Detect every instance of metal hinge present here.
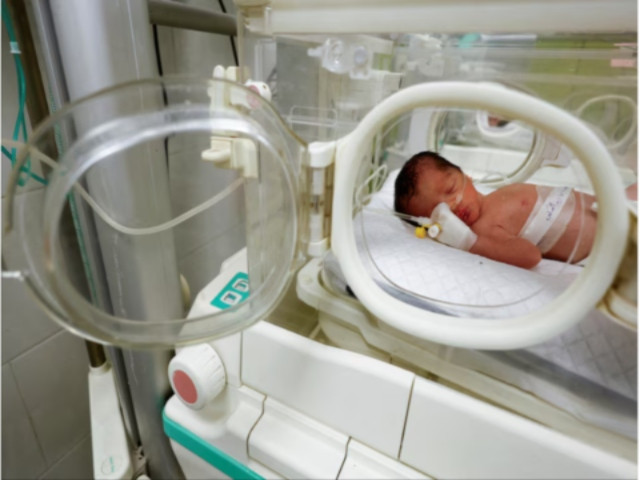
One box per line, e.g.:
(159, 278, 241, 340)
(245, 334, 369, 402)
(302, 141, 336, 257)
(598, 208, 637, 331)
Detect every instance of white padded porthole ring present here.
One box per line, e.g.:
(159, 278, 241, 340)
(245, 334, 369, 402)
(332, 81, 629, 350)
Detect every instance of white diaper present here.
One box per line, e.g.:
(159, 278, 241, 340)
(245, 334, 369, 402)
(519, 186, 576, 253)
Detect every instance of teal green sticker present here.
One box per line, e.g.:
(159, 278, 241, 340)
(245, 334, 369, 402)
(211, 272, 250, 310)
(163, 410, 263, 480)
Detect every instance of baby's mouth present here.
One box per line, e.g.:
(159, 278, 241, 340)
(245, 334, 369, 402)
(455, 207, 471, 224)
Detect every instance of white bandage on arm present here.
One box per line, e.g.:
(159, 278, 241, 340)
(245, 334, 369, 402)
(430, 203, 478, 251)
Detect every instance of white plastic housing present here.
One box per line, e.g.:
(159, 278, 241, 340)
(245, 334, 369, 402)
(89, 365, 133, 480)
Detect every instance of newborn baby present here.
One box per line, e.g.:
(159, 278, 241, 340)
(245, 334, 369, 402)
(394, 151, 597, 269)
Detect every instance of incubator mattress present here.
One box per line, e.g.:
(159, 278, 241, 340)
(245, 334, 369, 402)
(357, 206, 579, 318)
(324, 168, 637, 438)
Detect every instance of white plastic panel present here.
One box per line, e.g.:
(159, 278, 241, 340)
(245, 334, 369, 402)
(170, 441, 284, 480)
(89, 366, 133, 480)
(339, 440, 431, 480)
(245, 461, 284, 479)
(208, 334, 242, 388)
(301, 257, 637, 459)
(185, 249, 248, 388)
(242, 321, 415, 458)
(249, 397, 348, 479)
(239, 0, 637, 34)
(170, 441, 231, 480)
(165, 385, 264, 467)
(400, 377, 637, 479)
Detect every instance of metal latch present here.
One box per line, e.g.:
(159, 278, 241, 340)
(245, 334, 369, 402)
(598, 208, 637, 330)
(303, 141, 336, 257)
(201, 65, 272, 177)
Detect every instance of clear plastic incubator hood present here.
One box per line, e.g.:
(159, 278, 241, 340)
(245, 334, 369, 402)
(3, 2, 637, 351)
(4, 78, 306, 347)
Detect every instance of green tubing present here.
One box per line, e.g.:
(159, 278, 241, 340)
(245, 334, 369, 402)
(2, 0, 41, 186)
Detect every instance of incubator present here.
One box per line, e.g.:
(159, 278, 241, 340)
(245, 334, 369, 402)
(3, 0, 637, 478)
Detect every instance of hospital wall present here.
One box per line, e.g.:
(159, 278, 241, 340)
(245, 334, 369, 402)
(155, 0, 243, 296)
(2, 16, 94, 479)
(1, 1, 236, 478)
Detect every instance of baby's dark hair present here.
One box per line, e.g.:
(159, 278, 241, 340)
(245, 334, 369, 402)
(394, 150, 461, 216)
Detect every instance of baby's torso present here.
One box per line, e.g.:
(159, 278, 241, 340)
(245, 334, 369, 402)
(473, 183, 539, 235)
(472, 184, 595, 262)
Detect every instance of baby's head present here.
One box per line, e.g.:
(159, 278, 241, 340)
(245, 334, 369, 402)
(394, 151, 480, 225)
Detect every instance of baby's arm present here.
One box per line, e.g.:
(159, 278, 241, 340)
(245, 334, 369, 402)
(469, 225, 542, 269)
(428, 202, 540, 267)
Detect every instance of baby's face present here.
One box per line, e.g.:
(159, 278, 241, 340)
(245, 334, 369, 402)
(406, 165, 481, 225)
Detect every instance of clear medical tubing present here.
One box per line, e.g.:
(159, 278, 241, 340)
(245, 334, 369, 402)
(574, 94, 637, 152)
(333, 81, 629, 350)
(4, 77, 305, 348)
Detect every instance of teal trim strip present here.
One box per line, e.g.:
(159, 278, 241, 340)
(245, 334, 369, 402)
(163, 410, 263, 480)
(210, 272, 250, 310)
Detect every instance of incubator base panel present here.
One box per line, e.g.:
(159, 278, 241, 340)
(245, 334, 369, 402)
(300, 257, 637, 459)
(164, 256, 636, 479)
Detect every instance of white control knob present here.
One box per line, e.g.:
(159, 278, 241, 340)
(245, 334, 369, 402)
(168, 344, 226, 410)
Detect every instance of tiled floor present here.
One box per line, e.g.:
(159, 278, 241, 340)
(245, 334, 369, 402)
(2, 214, 92, 479)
